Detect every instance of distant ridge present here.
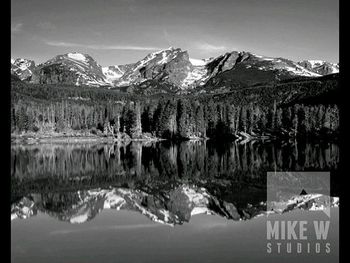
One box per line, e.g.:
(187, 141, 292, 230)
(11, 48, 339, 94)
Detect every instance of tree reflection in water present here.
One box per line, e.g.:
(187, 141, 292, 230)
(11, 140, 339, 224)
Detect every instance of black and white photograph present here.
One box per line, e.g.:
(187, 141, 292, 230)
(10, 0, 341, 262)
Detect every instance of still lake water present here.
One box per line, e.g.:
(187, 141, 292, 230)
(11, 140, 340, 263)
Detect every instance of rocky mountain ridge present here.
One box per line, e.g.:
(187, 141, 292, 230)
(11, 58, 36, 81)
(298, 60, 339, 75)
(11, 185, 339, 225)
(11, 48, 339, 94)
(30, 52, 110, 87)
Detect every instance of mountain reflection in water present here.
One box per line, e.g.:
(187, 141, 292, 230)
(11, 140, 339, 225)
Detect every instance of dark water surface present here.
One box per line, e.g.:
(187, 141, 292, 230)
(11, 140, 339, 263)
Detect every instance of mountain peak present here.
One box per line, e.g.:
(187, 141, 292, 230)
(11, 58, 36, 81)
(48, 52, 96, 65)
(298, 60, 339, 75)
(164, 46, 181, 51)
(113, 46, 192, 88)
(31, 52, 110, 87)
(151, 46, 183, 56)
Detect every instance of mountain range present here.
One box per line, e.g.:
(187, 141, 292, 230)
(11, 47, 339, 94)
(11, 185, 339, 225)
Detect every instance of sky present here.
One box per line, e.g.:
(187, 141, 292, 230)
(11, 0, 339, 66)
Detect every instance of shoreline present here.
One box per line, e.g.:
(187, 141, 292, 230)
(11, 133, 165, 144)
(10, 133, 209, 145)
(11, 131, 337, 145)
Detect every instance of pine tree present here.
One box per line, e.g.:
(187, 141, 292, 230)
(177, 99, 189, 138)
(240, 106, 248, 133)
(124, 103, 138, 137)
(195, 103, 205, 137)
(292, 105, 299, 137)
(158, 100, 177, 138)
(227, 104, 236, 135)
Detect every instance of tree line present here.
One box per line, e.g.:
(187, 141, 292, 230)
(11, 96, 339, 140)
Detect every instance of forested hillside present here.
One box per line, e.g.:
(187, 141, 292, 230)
(11, 73, 340, 141)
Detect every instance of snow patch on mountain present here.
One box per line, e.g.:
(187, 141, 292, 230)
(189, 58, 207, 66)
(298, 60, 339, 75)
(191, 207, 212, 216)
(67, 52, 88, 63)
(182, 65, 208, 88)
(250, 53, 275, 61)
(329, 65, 339, 74)
(308, 60, 326, 67)
(103, 190, 126, 209)
(268, 193, 339, 214)
(250, 54, 322, 77)
(281, 64, 321, 77)
(70, 213, 89, 224)
(135, 47, 178, 69)
(179, 57, 215, 88)
(158, 51, 170, 64)
(102, 66, 124, 82)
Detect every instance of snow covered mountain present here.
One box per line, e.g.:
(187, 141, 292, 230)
(11, 185, 216, 225)
(11, 185, 339, 225)
(12, 48, 339, 93)
(181, 57, 213, 88)
(208, 51, 321, 79)
(196, 51, 324, 93)
(103, 49, 335, 93)
(298, 60, 339, 75)
(102, 63, 135, 83)
(31, 52, 111, 87)
(11, 58, 36, 81)
(113, 47, 194, 88)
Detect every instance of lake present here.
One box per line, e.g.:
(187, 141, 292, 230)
(11, 140, 340, 262)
